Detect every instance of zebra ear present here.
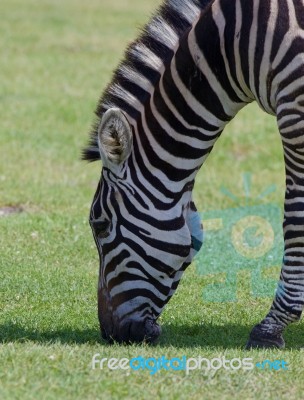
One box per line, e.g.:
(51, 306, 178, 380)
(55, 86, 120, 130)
(97, 108, 133, 165)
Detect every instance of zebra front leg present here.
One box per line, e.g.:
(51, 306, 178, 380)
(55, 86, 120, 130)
(247, 117, 304, 349)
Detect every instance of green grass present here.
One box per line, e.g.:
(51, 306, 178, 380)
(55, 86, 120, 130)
(1, 0, 304, 399)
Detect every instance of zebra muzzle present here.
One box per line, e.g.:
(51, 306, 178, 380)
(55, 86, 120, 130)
(102, 318, 161, 344)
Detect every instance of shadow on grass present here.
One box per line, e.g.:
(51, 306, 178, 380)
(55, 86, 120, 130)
(0, 321, 303, 349)
(0, 322, 101, 345)
(160, 322, 304, 350)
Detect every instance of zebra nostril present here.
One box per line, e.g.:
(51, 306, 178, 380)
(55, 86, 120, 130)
(143, 318, 161, 343)
(128, 319, 160, 343)
(112, 319, 161, 344)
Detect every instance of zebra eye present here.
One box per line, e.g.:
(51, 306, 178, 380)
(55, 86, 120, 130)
(91, 219, 110, 239)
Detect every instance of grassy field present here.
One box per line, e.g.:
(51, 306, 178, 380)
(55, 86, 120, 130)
(1, 0, 304, 399)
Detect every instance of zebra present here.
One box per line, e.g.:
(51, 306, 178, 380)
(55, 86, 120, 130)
(83, 0, 304, 348)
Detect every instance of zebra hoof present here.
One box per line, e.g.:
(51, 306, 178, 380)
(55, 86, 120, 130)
(245, 324, 285, 349)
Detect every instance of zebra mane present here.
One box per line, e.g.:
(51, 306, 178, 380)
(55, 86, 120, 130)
(82, 0, 214, 162)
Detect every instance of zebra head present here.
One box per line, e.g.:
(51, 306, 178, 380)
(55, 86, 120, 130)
(89, 108, 203, 344)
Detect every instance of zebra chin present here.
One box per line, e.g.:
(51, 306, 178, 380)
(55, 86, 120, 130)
(100, 318, 161, 344)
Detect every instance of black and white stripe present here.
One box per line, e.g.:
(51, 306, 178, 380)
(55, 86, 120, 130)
(84, 0, 304, 346)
